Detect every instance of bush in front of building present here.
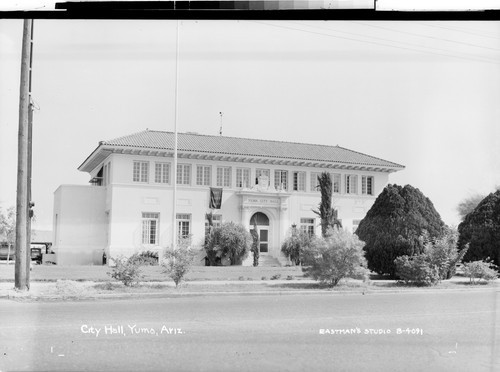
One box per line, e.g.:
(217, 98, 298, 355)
(458, 189, 500, 267)
(281, 225, 311, 265)
(107, 256, 144, 287)
(393, 229, 468, 286)
(356, 184, 445, 277)
(462, 259, 498, 284)
(128, 250, 159, 266)
(205, 222, 252, 265)
(162, 250, 196, 288)
(302, 227, 369, 287)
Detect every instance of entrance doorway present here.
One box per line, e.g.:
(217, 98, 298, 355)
(250, 212, 270, 253)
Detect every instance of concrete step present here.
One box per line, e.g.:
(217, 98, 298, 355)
(257, 255, 282, 267)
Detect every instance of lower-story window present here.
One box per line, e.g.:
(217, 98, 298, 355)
(142, 212, 159, 245)
(205, 214, 222, 236)
(177, 213, 191, 242)
(300, 218, 315, 237)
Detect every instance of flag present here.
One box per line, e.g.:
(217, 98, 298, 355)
(209, 188, 223, 209)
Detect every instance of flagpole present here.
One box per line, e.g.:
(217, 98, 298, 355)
(172, 20, 179, 252)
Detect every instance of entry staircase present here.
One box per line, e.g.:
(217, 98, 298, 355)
(258, 255, 282, 267)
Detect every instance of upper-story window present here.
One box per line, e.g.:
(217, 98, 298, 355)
(256, 169, 270, 186)
(362, 176, 374, 195)
(345, 174, 358, 194)
(216, 166, 231, 187)
(293, 171, 306, 191)
(236, 168, 251, 188)
(332, 173, 341, 193)
(155, 162, 170, 184)
(310, 172, 321, 192)
(177, 164, 191, 185)
(196, 165, 211, 186)
(274, 170, 288, 191)
(133, 161, 149, 183)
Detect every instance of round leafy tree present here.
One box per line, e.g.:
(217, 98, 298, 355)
(458, 190, 500, 267)
(355, 184, 445, 277)
(205, 221, 252, 265)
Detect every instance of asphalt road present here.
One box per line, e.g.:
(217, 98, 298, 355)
(1, 290, 499, 372)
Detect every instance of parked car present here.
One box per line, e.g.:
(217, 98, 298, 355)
(0, 243, 15, 260)
(30, 246, 43, 264)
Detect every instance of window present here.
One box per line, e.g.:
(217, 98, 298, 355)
(332, 173, 341, 193)
(155, 162, 170, 184)
(274, 170, 288, 190)
(216, 166, 231, 187)
(176, 164, 191, 185)
(176, 213, 191, 242)
(196, 165, 211, 186)
(352, 219, 361, 233)
(236, 168, 251, 188)
(205, 214, 222, 236)
(293, 172, 306, 191)
(345, 174, 358, 194)
(256, 169, 270, 186)
(133, 161, 149, 183)
(142, 212, 159, 245)
(362, 176, 374, 195)
(310, 172, 321, 192)
(300, 218, 315, 237)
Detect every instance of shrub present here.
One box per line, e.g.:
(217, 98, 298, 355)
(394, 229, 468, 286)
(204, 222, 252, 265)
(286, 275, 293, 280)
(107, 256, 143, 287)
(458, 190, 500, 267)
(270, 274, 281, 280)
(162, 237, 195, 288)
(462, 260, 498, 284)
(128, 250, 159, 266)
(281, 225, 311, 265)
(394, 255, 440, 286)
(356, 184, 445, 277)
(302, 228, 369, 287)
(162, 249, 195, 288)
(422, 228, 468, 280)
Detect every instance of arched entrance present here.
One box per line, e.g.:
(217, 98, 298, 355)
(250, 212, 270, 253)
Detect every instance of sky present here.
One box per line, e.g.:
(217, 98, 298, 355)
(1, 17, 499, 231)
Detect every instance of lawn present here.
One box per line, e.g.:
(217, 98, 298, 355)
(0, 263, 306, 282)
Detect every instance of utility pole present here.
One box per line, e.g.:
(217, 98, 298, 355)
(15, 19, 33, 291)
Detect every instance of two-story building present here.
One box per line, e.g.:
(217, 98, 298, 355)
(52, 130, 404, 265)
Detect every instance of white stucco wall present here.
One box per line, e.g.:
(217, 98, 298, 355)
(53, 185, 107, 265)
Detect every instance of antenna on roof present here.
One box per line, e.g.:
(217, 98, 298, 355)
(219, 112, 223, 136)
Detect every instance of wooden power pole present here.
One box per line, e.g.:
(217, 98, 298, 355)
(15, 19, 34, 291)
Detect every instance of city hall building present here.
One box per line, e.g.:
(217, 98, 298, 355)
(52, 130, 404, 265)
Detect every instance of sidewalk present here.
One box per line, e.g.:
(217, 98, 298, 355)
(1, 277, 497, 301)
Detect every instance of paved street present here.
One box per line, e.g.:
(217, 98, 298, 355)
(1, 290, 499, 372)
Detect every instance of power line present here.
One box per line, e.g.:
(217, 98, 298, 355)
(289, 21, 500, 63)
(351, 21, 500, 53)
(417, 22, 500, 41)
(254, 21, 500, 65)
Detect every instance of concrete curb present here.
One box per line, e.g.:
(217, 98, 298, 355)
(1, 281, 498, 301)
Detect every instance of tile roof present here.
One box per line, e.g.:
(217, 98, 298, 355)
(97, 130, 404, 169)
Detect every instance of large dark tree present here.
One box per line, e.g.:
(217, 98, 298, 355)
(355, 184, 445, 277)
(458, 190, 500, 267)
(313, 172, 342, 237)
